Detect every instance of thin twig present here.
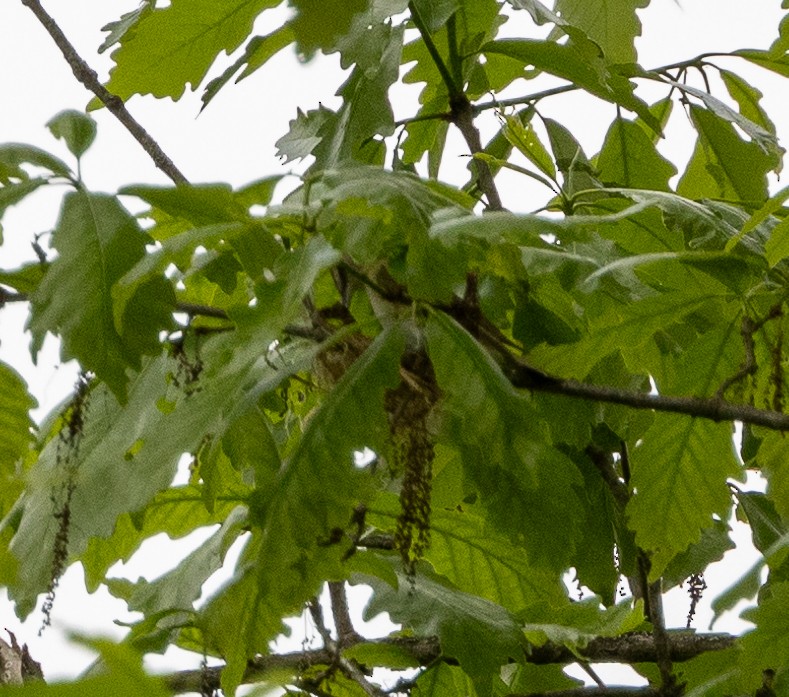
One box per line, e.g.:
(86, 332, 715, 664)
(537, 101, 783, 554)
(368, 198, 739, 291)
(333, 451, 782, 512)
(174, 302, 229, 320)
(408, 2, 459, 98)
(499, 349, 789, 431)
(21, 0, 188, 185)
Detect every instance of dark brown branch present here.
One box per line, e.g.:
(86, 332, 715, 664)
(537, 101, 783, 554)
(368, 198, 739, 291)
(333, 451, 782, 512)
(451, 94, 504, 210)
(501, 354, 789, 430)
(20, 0, 188, 185)
(0, 287, 27, 306)
(174, 302, 228, 320)
(162, 632, 736, 695)
(512, 689, 660, 697)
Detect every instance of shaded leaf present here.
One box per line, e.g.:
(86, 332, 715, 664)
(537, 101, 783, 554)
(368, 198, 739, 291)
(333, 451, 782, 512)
(201, 326, 405, 696)
(28, 191, 174, 401)
(361, 558, 525, 697)
(678, 106, 775, 203)
(367, 493, 568, 613)
(626, 414, 741, 575)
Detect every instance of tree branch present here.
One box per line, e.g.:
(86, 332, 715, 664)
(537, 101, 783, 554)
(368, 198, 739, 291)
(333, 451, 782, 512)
(328, 581, 361, 646)
(513, 689, 660, 697)
(20, 0, 189, 185)
(161, 632, 737, 695)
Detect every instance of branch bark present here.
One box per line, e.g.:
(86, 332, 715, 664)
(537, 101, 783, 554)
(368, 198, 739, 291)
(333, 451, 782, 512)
(20, 0, 188, 185)
(161, 632, 736, 695)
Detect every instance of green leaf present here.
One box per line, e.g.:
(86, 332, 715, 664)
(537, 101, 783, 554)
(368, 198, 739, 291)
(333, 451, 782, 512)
(549, 0, 649, 64)
(739, 582, 789, 683)
(275, 106, 333, 163)
(28, 191, 174, 401)
(661, 519, 734, 590)
(521, 596, 645, 650)
(290, 0, 369, 55)
(754, 430, 789, 524)
(101, 0, 281, 101)
(678, 106, 775, 203)
(414, 663, 478, 697)
(425, 312, 584, 571)
(0, 178, 48, 222)
(736, 48, 789, 78)
(112, 222, 246, 329)
(765, 217, 789, 267)
(367, 493, 568, 613)
(120, 183, 252, 226)
(201, 326, 406, 696)
(500, 112, 556, 179)
(46, 110, 98, 159)
(502, 662, 582, 694)
(411, 0, 459, 33)
(109, 506, 247, 615)
(720, 69, 777, 138)
(98, 1, 154, 53)
(361, 559, 525, 697)
(0, 362, 36, 516)
(726, 184, 789, 255)
(710, 559, 763, 628)
(483, 41, 658, 132)
(672, 646, 742, 697)
(81, 485, 247, 591)
(595, 115, 676, 190)
(201, 26, 296, 110)
(668, 81, 781, 162)
(0, 143, 72, 180)
(0, 263, 47, 295)
(625, 415, 741, 575)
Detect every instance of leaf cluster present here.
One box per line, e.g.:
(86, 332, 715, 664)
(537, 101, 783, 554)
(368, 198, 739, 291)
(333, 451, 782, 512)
(3, 2, 789, 697)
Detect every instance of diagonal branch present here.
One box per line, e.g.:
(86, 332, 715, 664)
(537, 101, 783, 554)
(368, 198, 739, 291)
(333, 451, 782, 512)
(20, 0, 188, 185)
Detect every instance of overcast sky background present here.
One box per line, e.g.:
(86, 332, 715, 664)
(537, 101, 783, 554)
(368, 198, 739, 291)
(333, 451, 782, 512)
(1, 0, 788, 690)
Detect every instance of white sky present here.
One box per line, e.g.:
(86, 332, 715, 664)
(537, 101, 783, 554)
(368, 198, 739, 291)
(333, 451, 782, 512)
(0, 0, 786, 689)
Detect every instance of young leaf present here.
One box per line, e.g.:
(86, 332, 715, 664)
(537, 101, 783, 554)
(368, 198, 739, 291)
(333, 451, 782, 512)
(0, 143, 72, 180)
(46, 110, 98, 160)
(102, 0, 282, 101)
(501, 112, 556, 180)
(201, 26, 296, 110)
(108, 506, 247, 615)
(289, 0, 369, 55)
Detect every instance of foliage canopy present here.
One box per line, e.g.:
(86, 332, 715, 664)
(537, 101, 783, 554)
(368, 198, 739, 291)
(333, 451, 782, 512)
(3, 1, 789, 695)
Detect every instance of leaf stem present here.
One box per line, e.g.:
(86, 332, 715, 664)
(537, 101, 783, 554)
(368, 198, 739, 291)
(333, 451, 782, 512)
(20, 0, 188, 185)
(408, 2, 460, 98)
